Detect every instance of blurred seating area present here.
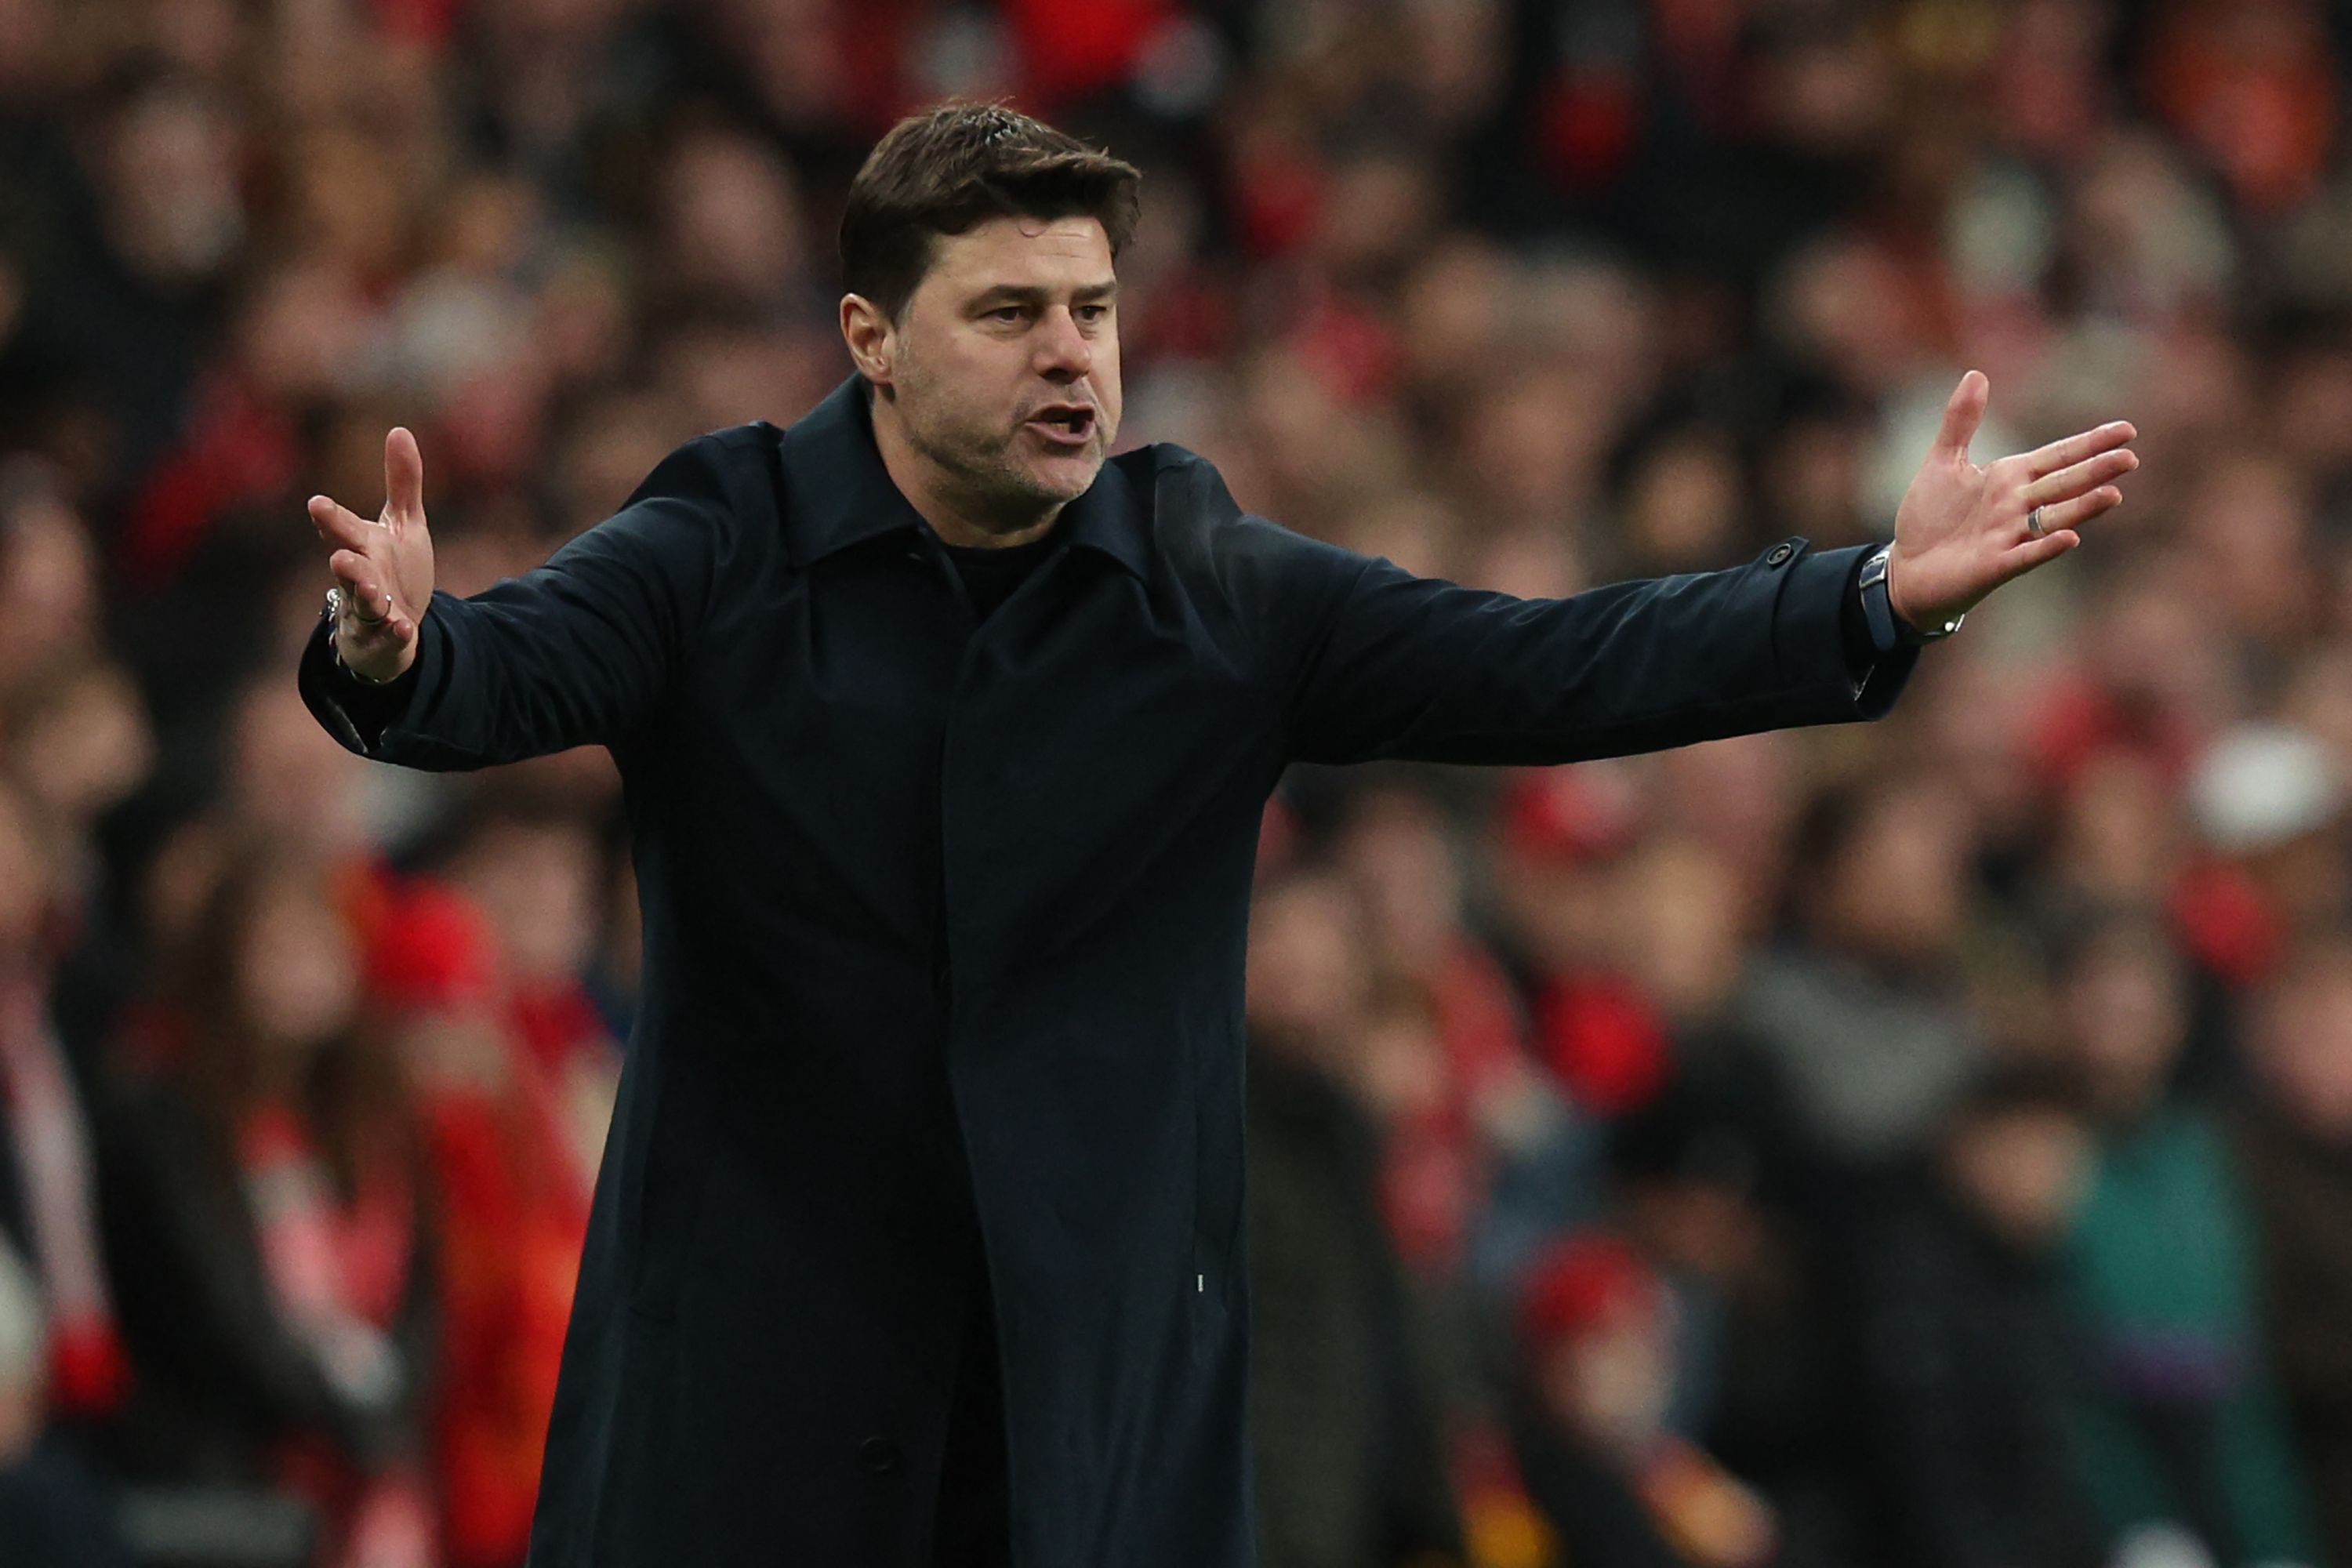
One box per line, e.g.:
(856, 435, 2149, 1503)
(3, 1, 2352, 1566)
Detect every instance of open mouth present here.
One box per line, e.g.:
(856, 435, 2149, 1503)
(1024, 404, 1097, 448)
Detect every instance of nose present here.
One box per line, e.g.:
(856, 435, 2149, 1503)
(1033, 305, 1092, 383)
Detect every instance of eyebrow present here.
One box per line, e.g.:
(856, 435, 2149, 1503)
(970, 281, 1120, 309)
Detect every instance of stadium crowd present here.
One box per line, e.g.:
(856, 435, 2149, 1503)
(2, 0, 2351, 1565)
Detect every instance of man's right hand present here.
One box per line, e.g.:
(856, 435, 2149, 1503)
(309, 427, 437, 683)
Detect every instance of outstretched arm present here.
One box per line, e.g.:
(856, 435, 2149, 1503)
(1267, 372, 2135, 768)
(299, 430, 739, 769)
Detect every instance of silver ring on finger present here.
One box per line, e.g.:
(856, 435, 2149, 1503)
(2027, 505, 2046, 539)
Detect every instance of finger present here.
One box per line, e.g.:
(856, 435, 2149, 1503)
(1934, 370, 1989, 459)
(384, 426, 425, 527)
(329, 552, 412, 639)
(309, 494, 380, 554)
(2031, 485, 2125, 536)
(2002, 526, 2082, 577)
(2024, 419, 2136, 480)
(328, 551, 396, 623)
(2026, 448, 2139, 507)
(327, 561, 419, 648)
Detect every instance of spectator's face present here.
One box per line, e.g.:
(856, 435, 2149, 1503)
(1619, 837, 1747, 1022)
(2054, 753, 2185, 905)
(661, 129, 805, 307)
(228, 681, 369, 852)
(12, 663, 153, 828)
(454, 820, 601, 982)
(1540, 1307, 1673, 1457)
(1624, 430, 1743, 571)
(0, 485, 96, 693)
(1336, 789, 1461, 975)
(1944, 1108, 2091, 1249)
(2065, 928, 2190, 1116)
(868, 215, 1122, 519)
(2253, 955, 2352, 1141)
(99, 79, 244, 285)
(1817, 785, 1975, 968)
(1245, 875, 1369, 1062)
(235, 875, 357, 1053)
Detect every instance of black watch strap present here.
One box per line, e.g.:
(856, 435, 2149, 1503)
(1858, 544, 1962, 651)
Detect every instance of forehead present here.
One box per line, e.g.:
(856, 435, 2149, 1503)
(920, 214, 1114, 296)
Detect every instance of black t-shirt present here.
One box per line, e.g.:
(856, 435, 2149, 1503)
(941, 530, 1059, 622)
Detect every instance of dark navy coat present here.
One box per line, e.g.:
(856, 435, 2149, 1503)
(299, 376, 1915, 1567)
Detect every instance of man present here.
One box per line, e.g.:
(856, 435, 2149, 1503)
(299, 104, 2136, 1568)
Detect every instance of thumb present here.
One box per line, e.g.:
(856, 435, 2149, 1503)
(385, 426, 426, 525)
(1934, 370, 1989, 459)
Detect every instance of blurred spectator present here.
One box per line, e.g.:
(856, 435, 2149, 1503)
(2059, 914, 2319, 1566)
(1736, 775, 1986, 1170)
(1847, 1064, 2107, 1568)
(100, 848, 437, 1568)
(1605, 1083, 1855, 1568)
(2234, 935, 2352, 1568)
(0, 1239, 131, 1568)
(1508, 1232, 1775, 1568)
(1244, 869, 1464, 1568)
(0, 774, 130, 1435)
(1492, 762, 1672, 1120)
(2176, 725, 2348, 993)
(362, 877, 586, 1568)
(1331, 782, 1554, 1279)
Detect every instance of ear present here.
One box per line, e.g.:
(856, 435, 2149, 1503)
(840, 294, 895, 390)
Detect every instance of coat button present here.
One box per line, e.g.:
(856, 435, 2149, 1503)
(858, 1435, 902, 1475)
(1765, 542, 1795, 567)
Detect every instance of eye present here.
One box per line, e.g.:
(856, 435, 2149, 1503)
(988, 306, 1027, 324)
(1077, 304, 1110, 324)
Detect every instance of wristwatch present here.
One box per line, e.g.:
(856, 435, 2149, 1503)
(1857, 543, 1962, 652)
(321, 586, 401, 686)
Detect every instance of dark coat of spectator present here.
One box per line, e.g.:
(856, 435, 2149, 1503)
(1846, 1076, 2108, 1568)
(1247, 1035, 1462, 1568)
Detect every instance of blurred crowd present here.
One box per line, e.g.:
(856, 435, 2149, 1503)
(2, 0, 2352, 1566)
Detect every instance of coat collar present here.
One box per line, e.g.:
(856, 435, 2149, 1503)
(782, 376, 1149, 580)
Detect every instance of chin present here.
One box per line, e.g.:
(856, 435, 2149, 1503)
(1025, 451, 1105, 502)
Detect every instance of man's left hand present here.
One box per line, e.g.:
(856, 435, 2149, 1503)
(1887, 370, 2137, 630)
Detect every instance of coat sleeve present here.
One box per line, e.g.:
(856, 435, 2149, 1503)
(1233, 506, 1918, 768)
(299, 434, 739, 770)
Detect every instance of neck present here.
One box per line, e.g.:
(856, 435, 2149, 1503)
(869, 390, 1062, 550)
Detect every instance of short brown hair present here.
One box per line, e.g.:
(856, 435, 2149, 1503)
(840, 103, 1142, 321)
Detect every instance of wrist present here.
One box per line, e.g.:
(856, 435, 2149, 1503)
(1859, 544, 1963, 651)
(332, 635, 411, 687)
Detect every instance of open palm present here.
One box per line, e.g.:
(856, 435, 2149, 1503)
(1889, 371, 2138, 630)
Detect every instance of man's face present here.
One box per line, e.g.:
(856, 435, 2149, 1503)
(876, 214, 1122, 523)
